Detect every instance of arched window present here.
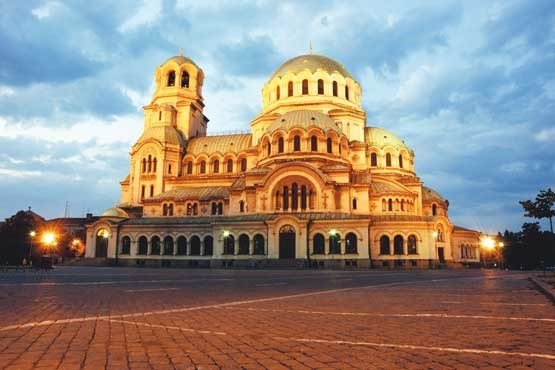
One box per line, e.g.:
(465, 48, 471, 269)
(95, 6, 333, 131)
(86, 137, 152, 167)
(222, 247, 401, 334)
(153, 157, 157, 172)
(217, 202, 223, 215)
(238, 234, 249, 255)
(213, 160, 219, 174)
(181, 71, 189, 88)
(199, 160, 206, 174)
(163, 236, 174, 255)
(121, 236, 131, 255)
(239, 200, 245, 213)
(186, 203, 193, 216)
(345, 86, 349, 100)
(138, 236, 148, 255)
(291, 183, 298, 210)
(192, 203, 198, 215)
(388, 199, 393, 211)
(394, 235, 404, 255)
(177, 236, 187, 255)
(148, 155, 152, 172)
(150, 185, 154, 197)
(313, 233, 325, 254)
(301, 185, 307, 210)
(203, 236, 213, 256)
(190, 236, 200, 255)
(227, 159, 233, 173)
(386, 153, 392, 167)
(283, 186, 289, 210)
(401, 199, 405, 211)
(302, 79, 309, 95)
(278, 137, 284, 153)
(399, 154, 403, 168)
(380, 235, 390, 255)
(432, 204, 437, 216)
(151, 236, 161, 255)
(293, 135, 301, 151)
(326, 137, 333, 153)
(332, 81, 338, 96)
(186, 161, 193, 174)
(240, 158, 247, 172)
(317, 79, 324, 94)
(288, 81, 293, 97)
(211, 202, 217, 215)
(276, 85, 280, 100)
(223, 234, 235, 255)
(159, 111, 162, 121)
(346, 233, 357, 254)
(329, 233, 341, 254)
(142, 158, 146, 173)
(167, 71, 175, 86)
(310, 135, 318, 151)
(352, 198, 357, 210)
(408, 235, 417, 254)
(267, 143, 272, 156)
(253, 234, 265, 255)
(163, 204, 168, 216)
(371, 153, 377, 167)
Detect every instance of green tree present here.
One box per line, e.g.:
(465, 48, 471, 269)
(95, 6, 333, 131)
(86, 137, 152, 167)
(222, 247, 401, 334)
(520, 188, 555, 235)
(0, 211, 38, 264)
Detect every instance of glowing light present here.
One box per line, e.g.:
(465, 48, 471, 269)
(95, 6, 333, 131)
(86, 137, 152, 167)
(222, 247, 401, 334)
(223, 230, 230, 237)
(99, 230, 110, 239)
(432, 231, 438, 240)
(498, 242, 504, 248)
(329, 229, 338, 236)
(72, 239, 80, 246)
(42, 232, 57, 245)
(480, 236, 495, 250)
(29, 230, 36, 237)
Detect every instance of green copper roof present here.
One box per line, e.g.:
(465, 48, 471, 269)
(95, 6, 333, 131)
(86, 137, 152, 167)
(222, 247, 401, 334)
(271, 54, 354, 80)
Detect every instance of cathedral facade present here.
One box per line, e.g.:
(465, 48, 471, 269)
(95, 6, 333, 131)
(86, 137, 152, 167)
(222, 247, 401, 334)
(84, 53, 481, 268)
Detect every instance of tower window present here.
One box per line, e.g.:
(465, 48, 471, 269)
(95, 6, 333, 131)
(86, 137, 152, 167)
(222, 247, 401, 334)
(150, 185, 154, 197)
(326, 137, 332, 154)
(267, 143, 271, 156)
(371, 153, 377, 166)
(167, 71, 175, 86)
(159, 111, 162, 121)
(147, 155, 152, 172)
(168, 164, 172, 174)
(310, 135, 318, 151)
(399, 154, 403, 168)
(213, 160, 219, 174)
(240, 158, 247, 172)
(288, 81, 293, 97)
(153, 157, 157, 172)
(317, 79, 324, 94)
(141, 185, 145, 200)
(227, 159, 233, 173)
(278, 137, 284, 153)
(388, 198, 393, 211)
(345, 86, 349, 100)
(186, 161, 192, 174)
(302, 79, 309, 95)
(432, 204, 437, 216)
(239, 200, 245, 213)
(142, 158, 146, 173)
(352, 198, 358, 210)
(200, 160, 206, 174)
(276, 85, 280, 100)
(181, 71, 189, 88)
(293, 135, 301, 151)
(386, 153, 392, 167)
(332, 81, 338, 96)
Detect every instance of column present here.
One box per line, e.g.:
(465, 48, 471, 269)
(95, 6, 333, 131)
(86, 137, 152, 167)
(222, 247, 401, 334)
(147, 241, 152, 255)
(200, 241, 205, 256)
(186, 240, 191, 256)
(249, 240, 254, 256)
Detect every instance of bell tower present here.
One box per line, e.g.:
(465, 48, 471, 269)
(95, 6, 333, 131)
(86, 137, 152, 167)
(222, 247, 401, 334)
(145, 52, 209, 139)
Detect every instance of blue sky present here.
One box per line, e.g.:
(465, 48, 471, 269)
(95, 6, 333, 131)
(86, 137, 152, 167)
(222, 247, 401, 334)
(0, 0, 554, 233)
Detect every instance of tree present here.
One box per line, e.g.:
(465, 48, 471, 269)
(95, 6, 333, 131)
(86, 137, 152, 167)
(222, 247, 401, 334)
(0, 211, 38, 265)
(520, 188, 555, 234)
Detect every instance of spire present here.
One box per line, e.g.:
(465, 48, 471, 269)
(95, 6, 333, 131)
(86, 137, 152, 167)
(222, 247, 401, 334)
(309, 41, 313, 55)
(178, 47, 183, 57)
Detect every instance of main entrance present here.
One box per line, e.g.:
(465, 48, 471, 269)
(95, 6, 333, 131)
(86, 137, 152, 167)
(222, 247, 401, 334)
(438, 247, 445, 263)
(279, 225, 296, 259)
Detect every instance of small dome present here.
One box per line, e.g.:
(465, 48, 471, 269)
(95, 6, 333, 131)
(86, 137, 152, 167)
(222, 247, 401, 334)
(270, 54, 354, 80)
(267, 110, 343, 135)
(162, 55, 199, 69)
(101, 207, 129, 218)
(135, 126, 186, 148)
(364, 127, 410, 151)
(422, 186, 446, 203)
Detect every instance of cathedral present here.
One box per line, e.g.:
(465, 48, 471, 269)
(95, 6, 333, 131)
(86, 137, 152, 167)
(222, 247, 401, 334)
(84, 52, 481, 268)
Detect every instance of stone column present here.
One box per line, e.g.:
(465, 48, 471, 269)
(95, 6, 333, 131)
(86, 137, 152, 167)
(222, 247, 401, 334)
(186, 241, 190, 256)
(200, 241, 205, 256)
(147, 241, 152, 255)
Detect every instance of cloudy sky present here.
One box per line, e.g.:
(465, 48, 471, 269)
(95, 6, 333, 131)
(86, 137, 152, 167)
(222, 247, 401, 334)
(0, 0, 554, 232)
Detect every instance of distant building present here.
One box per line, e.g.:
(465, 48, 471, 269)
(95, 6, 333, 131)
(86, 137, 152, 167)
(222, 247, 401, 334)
(85, 52, 481, 268)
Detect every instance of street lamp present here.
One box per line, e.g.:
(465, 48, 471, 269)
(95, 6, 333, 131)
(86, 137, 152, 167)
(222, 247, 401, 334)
(223, 230, 230, 255)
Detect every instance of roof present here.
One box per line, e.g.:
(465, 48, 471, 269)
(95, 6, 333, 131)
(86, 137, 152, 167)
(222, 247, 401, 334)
(267, 110, 343, 135)
(454, 225, 480, 233)
(364, 127, 410, 150)
(101, 207, 129, 218)
(271, 54, 354, 80)
(148, 186, 229, 201)
(135, 126, 186, 148)
(371, 181, 411, 194)
(422, 186, 446, 203)
(186, 134, 252, 156)
(162, 55, 200, 69)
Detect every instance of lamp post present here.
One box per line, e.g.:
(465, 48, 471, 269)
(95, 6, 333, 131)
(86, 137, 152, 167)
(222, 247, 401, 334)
(432, 231, 438, 268)
(28, 230, 36, 262)
(223, 230, 230, 256)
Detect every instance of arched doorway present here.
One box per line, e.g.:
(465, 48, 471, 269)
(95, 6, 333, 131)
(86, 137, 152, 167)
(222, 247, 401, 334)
(279, 225, 296, 259)
(95, 229, 109, 258)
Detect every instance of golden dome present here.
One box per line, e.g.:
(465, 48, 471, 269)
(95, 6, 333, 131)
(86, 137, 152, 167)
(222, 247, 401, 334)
(101, 207, 129, 218)
(162, 55, 199, 69)
(270, 54, 354, 80)
(364, 127, 410, 151)
(267, 110, 343, 134)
